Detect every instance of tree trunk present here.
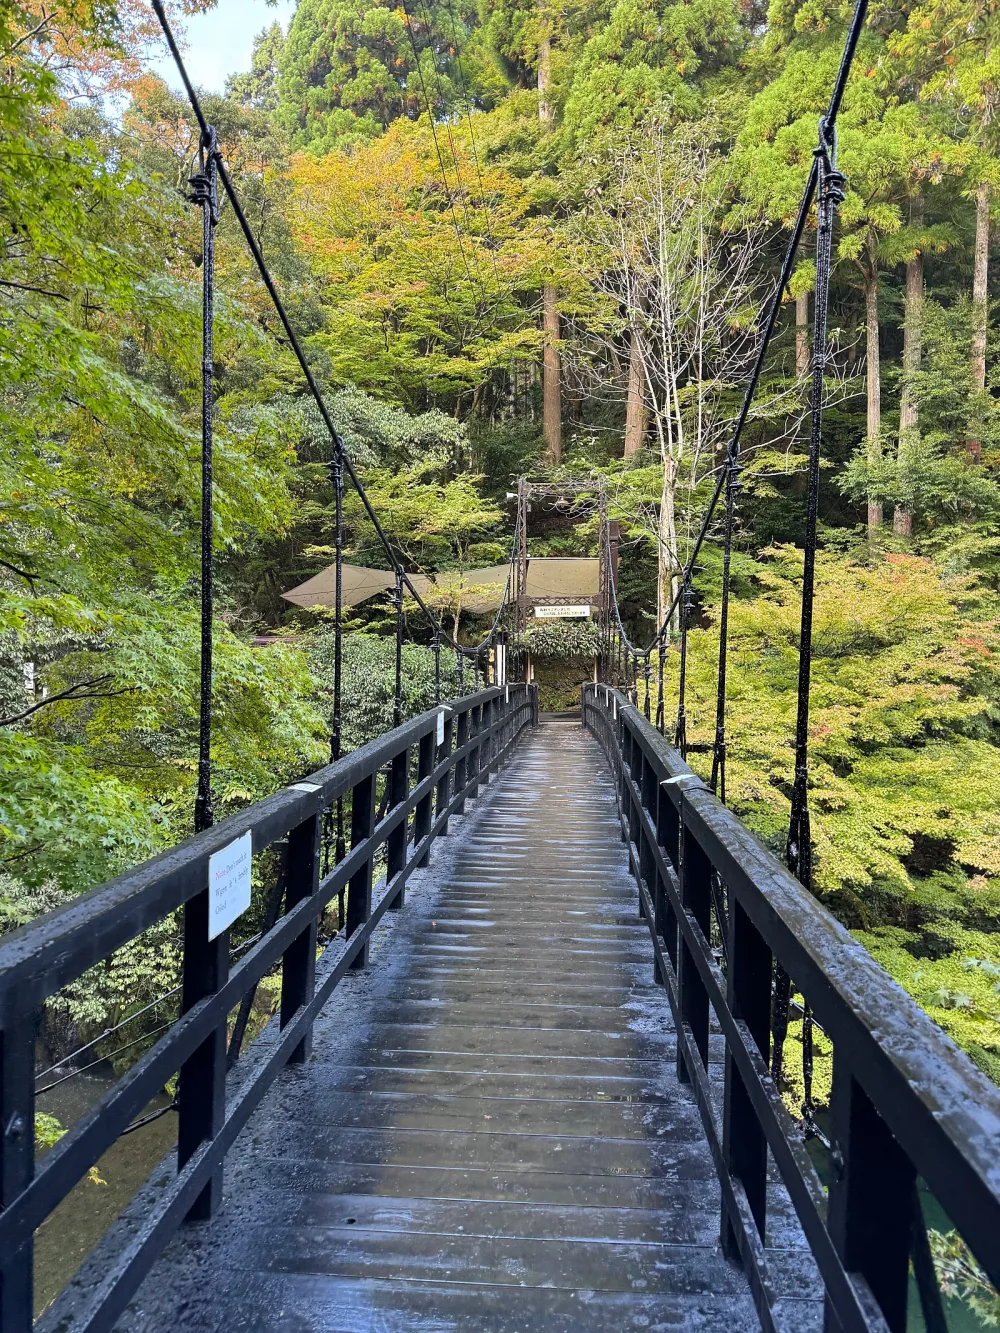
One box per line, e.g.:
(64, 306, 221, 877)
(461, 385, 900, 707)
(542, 285, 561, 464)
(865, 267, 883, 533)
(537, 30, 553, 127)
(656, 451, 679, 635)
(968, 180, 989, 462)
(895, 192, 923, 537)
(796, 291, 809, 376)
(624, 326, 647, 456)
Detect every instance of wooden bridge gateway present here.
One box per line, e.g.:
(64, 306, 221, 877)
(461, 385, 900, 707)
(2, 688, 999, 1333)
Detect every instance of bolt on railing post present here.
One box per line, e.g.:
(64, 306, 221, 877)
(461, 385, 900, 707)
(414, 729, 435, 869)
(178, 873, 229, 1220)
(386, 745, 410, 908)
(281, 811, 321, 1063)
(721, 898, 771, 1257)
(347, 773, 376, 969)
(0, 1012, 36, 1331)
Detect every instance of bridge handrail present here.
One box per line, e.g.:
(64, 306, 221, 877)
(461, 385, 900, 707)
(583, 683, 1000, 1333)
(0, 683, 537, 1333)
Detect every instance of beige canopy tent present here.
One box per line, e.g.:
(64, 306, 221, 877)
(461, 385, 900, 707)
(281, 563, 512, 613)
(281, 557, 600, 614)
(524, 558, 600, 601)
(281, 563, 396, 610)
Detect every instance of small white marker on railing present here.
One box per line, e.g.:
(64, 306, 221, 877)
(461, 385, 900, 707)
(436, 709, 446, 745)
(290, 781, 322, 794)
(208, 831, 252, 940)
(661, 774, 707, 792)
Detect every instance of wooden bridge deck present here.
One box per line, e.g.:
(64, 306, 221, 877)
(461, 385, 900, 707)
(125, 724, 768, 1332)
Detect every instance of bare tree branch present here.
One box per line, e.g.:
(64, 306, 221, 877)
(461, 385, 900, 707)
(1, 676, 134, 728)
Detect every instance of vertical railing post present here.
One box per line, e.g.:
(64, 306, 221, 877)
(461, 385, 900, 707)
(414, 729, 434, 869)
(178, 877, 229, 1220)
(825, 1060, 916, 1333)
(489, 693, 500, 775)
(650, 778, 674, 981)
(721, 897, 771, 1256)
(654, 786, 677, 975)
(676, 807, 711, 1082)
(436, 712, 453, 834)
(639, 750, 657, 918)
(617, 709, 629, 843)
(386, 746, 410, 908)
(281, 811, 321, 1064)
(468, 703, 481, 801)
(454, 706, 469, 815)
(625, 727, 641, 879)
(347, 773, 376, 969)
(0, 1013, 36, 1330)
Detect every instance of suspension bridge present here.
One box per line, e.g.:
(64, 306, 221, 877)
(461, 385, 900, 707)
(1, 0, 999, 1329)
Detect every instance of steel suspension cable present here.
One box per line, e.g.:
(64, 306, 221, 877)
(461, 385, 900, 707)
(772, 122, 847, 1094)
(189, 127, 220, 833)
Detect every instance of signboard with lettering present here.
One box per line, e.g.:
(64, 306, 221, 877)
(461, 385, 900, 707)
(533, 604, 591, 620)
(208, 831, 252, 940)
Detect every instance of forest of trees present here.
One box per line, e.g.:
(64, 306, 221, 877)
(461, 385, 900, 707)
(1, 0, 999, 1195)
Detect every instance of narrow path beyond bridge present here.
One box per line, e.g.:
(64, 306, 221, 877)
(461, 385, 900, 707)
(124, 725, 775, 1332)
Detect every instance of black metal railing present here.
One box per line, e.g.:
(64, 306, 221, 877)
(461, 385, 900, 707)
(583, 684, 1000, 1333)
(0, 683, 537, 1332)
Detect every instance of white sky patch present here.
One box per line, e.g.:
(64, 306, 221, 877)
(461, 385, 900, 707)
(149, 0, 296, 94)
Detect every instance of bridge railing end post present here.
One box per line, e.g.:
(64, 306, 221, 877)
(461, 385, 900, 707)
(178, 882, 229, 1221)
(0, 1011, 36, 1332)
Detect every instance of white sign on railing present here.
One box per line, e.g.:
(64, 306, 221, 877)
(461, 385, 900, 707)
(437, 709, 446, 746)
(208, 831, 252, 940)
(534, 604, 591, 619)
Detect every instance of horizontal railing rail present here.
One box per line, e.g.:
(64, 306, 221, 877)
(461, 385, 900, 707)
(0, 683, 537, 1332)
(583, 683, 1000, 1333)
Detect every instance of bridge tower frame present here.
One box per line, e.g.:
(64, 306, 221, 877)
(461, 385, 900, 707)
(513, 477, 614, 642)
